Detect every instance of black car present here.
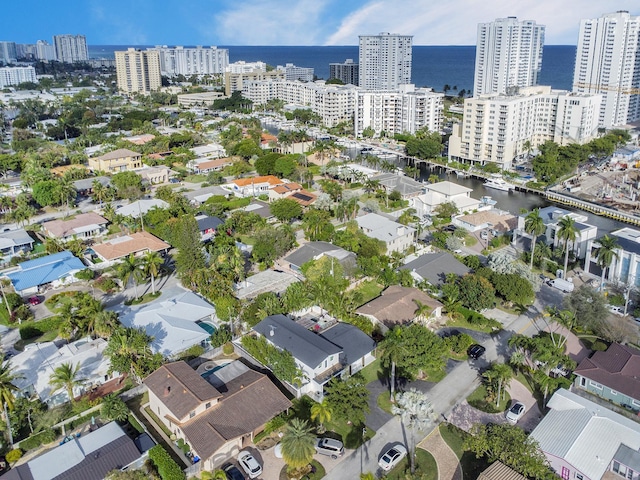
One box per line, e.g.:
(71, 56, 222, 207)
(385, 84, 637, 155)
(223, 463, 246, 480)
(467, 344, 486, 360)
(442, 225, 457, 233)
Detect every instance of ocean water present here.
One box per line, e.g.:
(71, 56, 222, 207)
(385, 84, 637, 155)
(89, 44, 576, 92)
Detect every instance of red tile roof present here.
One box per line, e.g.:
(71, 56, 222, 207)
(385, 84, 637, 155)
(233, 175, 283, 187)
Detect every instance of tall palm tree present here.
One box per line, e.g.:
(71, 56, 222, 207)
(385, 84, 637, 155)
(413, 299, 432, 325)
(380, 327, 407, 402)
(93, 310, 120, 339)
(594, 234, 619, 291)
(524, 209, 546, 268)
(482, 362, 513, 406)
(0, 361, 22, 411)
(49, 362, 84, 403)
(280, 418, 316, 471)
(392, 389, 433, 474)
(117, 254, 144, 299)
(141, 251, 164, 294)
(92, 180, 107, 208)
(557, 216, 578, 279)
(310, 399, 332, 433)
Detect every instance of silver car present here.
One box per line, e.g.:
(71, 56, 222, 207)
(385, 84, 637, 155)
(505, 401, 526, 423)
(237, 450, 262, 479)
(315, 437, 344, 459)
(378, 444, 408, 471)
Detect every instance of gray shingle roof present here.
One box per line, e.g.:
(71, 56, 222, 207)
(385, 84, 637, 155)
(399, 252, 471, 286)
(613, 444, 640, 473)
(284, 241, 355, 270)
(254, 314, 342, 369)
(318, 323, 375, 366)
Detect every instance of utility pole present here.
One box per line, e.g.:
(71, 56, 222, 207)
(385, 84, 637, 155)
(4, 402, 13, 449)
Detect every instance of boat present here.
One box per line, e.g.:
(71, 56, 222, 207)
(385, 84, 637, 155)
(480, 195, 497, 206)
(484, 174, 515, 192)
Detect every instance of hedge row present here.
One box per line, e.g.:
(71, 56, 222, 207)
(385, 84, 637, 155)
(148, 445, 185, 480)
(19, 429, 56, 451)
(19, 316, 64, 340)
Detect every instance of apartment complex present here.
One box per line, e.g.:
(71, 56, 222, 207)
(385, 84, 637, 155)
(226, 61, 267, 74)
(243, 80, 357, 127)
(0, 66, 37, 88)
(355, 84, 444, 137)
(151, 45, 229, 76)
(358, 33, 412, 90)
(115, 48, 162, 94)
(224, 69, 285, 96)
(277, 63, 314, 82)
(474, 17, 545, 96)
(0, 42, 17, 64)
(35, 40, 56, 61)
(53, 34, 88, 63)
(329, 58, 359, 85)
(572, 11, 640, 128)
(449, 86, 601, 169)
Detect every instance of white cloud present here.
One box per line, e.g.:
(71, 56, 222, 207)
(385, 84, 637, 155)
(323, 0, 640, 45)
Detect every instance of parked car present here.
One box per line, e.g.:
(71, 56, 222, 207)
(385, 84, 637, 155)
(467, 344, 486, 360)
(506, 401, 526, 423)
(480, 230, 488, 240)
(607, 305, 624, 316)
(443, 225, 457, 233)
(315, 437, 344, 458)
(222, 463, 246, 480)
(237, 451, 262, 479)
(378, 444, 408, 471)
(28, 296, 41, 306)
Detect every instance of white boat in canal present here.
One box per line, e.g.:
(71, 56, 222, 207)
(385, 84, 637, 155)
(480, 195, 497, 206)
(484, 174, 515, 192)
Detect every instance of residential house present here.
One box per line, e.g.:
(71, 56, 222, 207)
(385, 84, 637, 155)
(91, 231, 170, 265)
(72, 176, 110, 197)
(287, 190, 317, 207)
(372, 173, 424, 200)
(1, 422, 150, 480)
(584, 227, 640, 287)
(183, 185, 230, 205)
(0, 175, 26, 196)
(574, 343, 640, 411)
(453, 209, 517, 233)
(268, 182, 303, 201)
(119, 291, 216, 357)
(356, 285, 443, 328)
(478, 462, 527, 480)
(530, 388, 640, 480)
(116, 199, 169, 218)
(412, 181, 481, 218)
(138, 165, 170, 184)
(0, 228, 34, 260)
(283, 241, 356, 274)
(355, 213, 415, 255)
(399, 252, 471, 286)
(188, 157, 233, 174)
(189, 143, 226, 160)
(196, 214, 224, 242)
(251, 314, 376, 400)
(11, 337, 117, 405)
(224, 175, 286, 198)
(144, 360, 291, 471)
(124, 133, 155, 145)
(234, 270, 299, 300)
(242, 200, 274, 221)
(5, 251, 85, 295)
(88, 148, 143, 172)
(42, 212, 109, 242)
(514, 206, 597, 260)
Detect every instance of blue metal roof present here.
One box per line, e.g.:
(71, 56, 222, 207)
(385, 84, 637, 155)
(7, 251, 85, 291)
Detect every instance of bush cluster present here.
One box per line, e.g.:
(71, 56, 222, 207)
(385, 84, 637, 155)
(19, 430, 56, 451)
(148, 445, 186, 480)
(19, 316, 64, 339)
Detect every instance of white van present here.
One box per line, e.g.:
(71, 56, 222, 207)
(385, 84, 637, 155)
(548, 278, 575, 293)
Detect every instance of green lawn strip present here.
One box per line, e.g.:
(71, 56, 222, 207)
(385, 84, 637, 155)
(323, 418, 375, 449)
(358, 358, 384, 385)
(439, 423, 491, 480)
(351, 280, 384, 306)
(466, 384, 510, 413)
(446, 315, 501, 333)
(377, 392, 393, 414)
(422, 365, 447, 383)
(385, 448, 437, 480)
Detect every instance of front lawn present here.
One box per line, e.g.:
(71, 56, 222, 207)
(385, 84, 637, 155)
(351, 280, 384, 306)
(467, 384, 510, 413)
(439, 423, 490, 480)
(447, 307, 502, 333)
(358, 358, 384, 385)
(323, 419, 375, 449)
(385, 448, 437, 480)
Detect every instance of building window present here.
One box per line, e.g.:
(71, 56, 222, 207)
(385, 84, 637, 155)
(611, 389, 618, 396)
(589, 380, 603, 390)
(576, 475, 583, 480)
(580, 377, 586, 387)
(189, 411, 195, 418)
(205, 402, 211, 409)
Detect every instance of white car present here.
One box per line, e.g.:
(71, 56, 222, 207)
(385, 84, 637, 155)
(607, 305, 624, 316)
(505, 401, 526, 423)
(378, 444, 408, 471)
(237, 450, 262, 479)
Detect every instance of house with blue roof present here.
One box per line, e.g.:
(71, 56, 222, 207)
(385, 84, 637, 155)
(5, 251, 85, 295)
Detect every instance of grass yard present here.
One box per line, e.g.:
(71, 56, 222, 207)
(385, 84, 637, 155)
(351, 280, 384, 306)
(439, 423, 490, 480)
(467, 384, 510, 413)
(278, 459, 325, 480)
(377, 392, 393, 414)
(357, 358, 384, 385)
(323, 419, 375, 449)
(183, 174, 207, 183)
(447, 308, 502, 333)
(385, 448, 437, 480)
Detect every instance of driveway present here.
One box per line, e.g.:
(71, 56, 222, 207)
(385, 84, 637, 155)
(257, 443, 347, 480)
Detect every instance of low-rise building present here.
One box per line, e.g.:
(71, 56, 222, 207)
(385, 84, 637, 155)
(372, 173, 424, 200)
(91, 231, 170, 264)
(188, 157, 233, 174)
(234, 269, 299, 300)
(5, 251, 85, 295)
(356, 285, 443, 328)
(195, 214, 224, 241)
(42, 212, 109, 242)
(224, 175, 286, 197)
(453, 209, 517, 233)
(88, 148, 143, 173)
(138, 165, 170, 184)
(178, 91, 225, 107)
(399, 252, 471, 286)
(283, 241, 356, 274)
(355, 213, 415, 254)
(585, 227, 640, 287)
(116, 199, 169, 218)
(0, 228, 34, 260)
(411, 181, 480, 218)
(183, 185, 231, 205)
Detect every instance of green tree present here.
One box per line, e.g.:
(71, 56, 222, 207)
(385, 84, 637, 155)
(49, 362, 83, 404)
(482, 362, 513, 406)
(301, 208, 334, 241)
(0, 361, 22, 411)
(105, 328, 163, 383)
(458, 274, 495, 310)
(280, 418, 316, 471)
(324, 375, 370, 425)
(252, 225, 295, 266)
(434, 201, 458, 220)
(171, 215, 206, 277)
(380, 327, 408, 402)
(310, 399, 332, 433)
(557, 216, 578, 278)
(594, 234, 619, 291)
(140, 251, 164, 294)
(117, 254, 144, 299)
(563, 285, 608, 333)
(392, 389, 433, 474)
(270, 198, 303, 223)
(111, 171, 143, 199)
(524, 208, 546, 269)
(101, 394, 130, 421)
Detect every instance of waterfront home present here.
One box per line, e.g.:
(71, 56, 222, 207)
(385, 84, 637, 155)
(412, 181, 481, 217)
(584, 227, 640, 286)
(5, 251, 85, 295)
(355, 213, 415, 255)
(356, 285, 443, 328)
(399, 252, 470, 286)
(42, 212, 109, 242)
(372, 173, 424, 200)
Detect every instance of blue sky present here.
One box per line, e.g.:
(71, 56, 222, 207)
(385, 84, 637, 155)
(1, 1, 638, 46)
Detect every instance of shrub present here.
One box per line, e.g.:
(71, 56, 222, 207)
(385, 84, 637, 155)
(211, 324, 232, 348)
(148, 445, 186, 480)
(19, 430, 56, 451)
(6, 448, 22, 464)
(222, 342, 234, 355)
(75, 269, 95, 281)
(19, 316, 64, 339)
(178, 344, 204, 360)
(608, 294, 625, 307)
(94, 276, 118, 293)
(592, 340, 609, 351)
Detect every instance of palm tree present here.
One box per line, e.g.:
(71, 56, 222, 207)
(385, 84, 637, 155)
(482, 362, 513, 406)
(594, 234, 619, 291)
(0, 361, 22, 411)
(117, 254, 144, 299)
(380, 327, 407, 402)
(280, 418, 316, 471)
(141, 251, 164, 294)
(524, 209, 546, 268)
(92, 180, 107, 208)
(557, 216, 578, 279)
(49, 362, 84, 403)
(93, 310, 120, 339)
(523, 140, 533, 159)
(310, 399, 332, 434)
(392, 389, 433, 474)
(413, 299, 432, 325)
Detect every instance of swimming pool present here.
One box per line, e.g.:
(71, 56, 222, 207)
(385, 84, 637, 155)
(196, 321, 216, 335)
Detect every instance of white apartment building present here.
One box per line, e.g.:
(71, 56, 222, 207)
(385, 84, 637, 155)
(0, 42, 17, 64)
(115, 48, 162, 94)
(243, 80, 358, 127)
(359, 33, 412, 90)
(35, 40, 56, 61)
(449, 86, 601, 169)
(277, 63, 314, 82)
(53, 34, 88, 63)
(474, 17, 545, 96)
(573, 11, 640, 128)
(151, 45, 229, 76)
(226, 61, 267, 74)
(329, 59, 359, 85)
(0, 66, 37, 88)
(355, 84, 444, 137)
(224, 69, 284, 96)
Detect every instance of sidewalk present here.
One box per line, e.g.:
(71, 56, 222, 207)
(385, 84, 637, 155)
(418, 428, 462, 480)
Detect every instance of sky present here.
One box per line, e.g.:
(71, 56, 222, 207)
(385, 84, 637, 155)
(1, 0, 639, 46)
